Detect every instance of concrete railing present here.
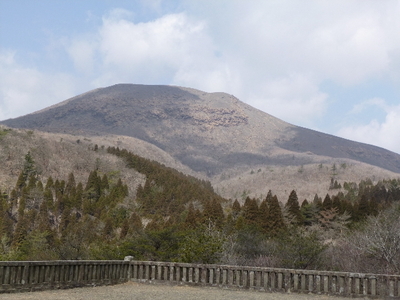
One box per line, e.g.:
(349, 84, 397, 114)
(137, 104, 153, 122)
(130, 261, 400, 298)
(2, 259, 400, 298)
(0, 260, 130, 293)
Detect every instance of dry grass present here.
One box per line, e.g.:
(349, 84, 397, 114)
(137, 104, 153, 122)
(212, 159, 400, 203)
(1, 125, 399, 205)
(0, 127, 145, 196)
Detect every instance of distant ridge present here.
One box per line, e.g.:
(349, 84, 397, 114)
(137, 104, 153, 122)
(2, 83, 400, 173)
(2, 83, 400, 200)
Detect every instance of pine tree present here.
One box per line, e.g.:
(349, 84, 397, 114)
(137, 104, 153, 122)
(259, 199, 269, 234)
(322, 194, 333, 210)
(65, 173, 76, 195)
(267, 195, 285, 236)
(45, 176, 54, 189)
(101, 174, 109, 190)
(285, 190, 302, 225)
(15, 171, 26, 191)
(356, 194, 370, 220)
(22, 151, 37, 180)
(242, 197, 259, 227)
(185, 203, 200, 229)
(232, 199, 241, 219)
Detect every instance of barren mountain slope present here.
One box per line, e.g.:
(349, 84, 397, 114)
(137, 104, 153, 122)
(2, 83, 400, 201)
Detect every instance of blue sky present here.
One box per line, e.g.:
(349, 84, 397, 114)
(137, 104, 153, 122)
(1, 0, 400, 154)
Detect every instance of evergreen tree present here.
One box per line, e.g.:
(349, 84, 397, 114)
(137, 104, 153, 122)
(232, 199, 241, 219)
(22, 151, 37, 181)
(258, 199, 269, 233)
(285, 190, 302, 225)
(65, 173, 76, 195)
(322, 194, 333, 210)
(267, 195, 285, 236)
(356, 194, 370, 220)
(45, 176, 54, 189)
(242, 197, 259, 227)
(185, 203, 200, 229)
(101, 174, 109, 190)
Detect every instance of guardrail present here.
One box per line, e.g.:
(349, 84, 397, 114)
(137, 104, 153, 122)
(130, 261, 400, 298)
(0, 260, 130, 293)
(1, 259, 400, 298)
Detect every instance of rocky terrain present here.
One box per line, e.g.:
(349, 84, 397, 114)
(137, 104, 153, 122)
(2, 84, 400, 201)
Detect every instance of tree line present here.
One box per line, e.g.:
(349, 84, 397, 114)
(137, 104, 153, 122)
(1, 148, 400, 274)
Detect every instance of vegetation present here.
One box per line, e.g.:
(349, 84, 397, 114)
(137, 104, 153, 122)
(1, 146, 400, 275)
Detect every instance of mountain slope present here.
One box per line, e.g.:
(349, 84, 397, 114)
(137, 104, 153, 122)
(2, 83, 400, 200)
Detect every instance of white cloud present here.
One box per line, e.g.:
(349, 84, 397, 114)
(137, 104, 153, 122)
(0, 50, 75, 120)
(67, 38, 96, 74)
(92, 11, 221, 88)
(3, 0, 400, 154)
(338, 104, 400, 154)
(248, 74, 328, 127)
(177, 1, 400, 127)
(350, 97, 389, 115)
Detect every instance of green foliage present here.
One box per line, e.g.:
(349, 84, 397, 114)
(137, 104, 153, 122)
(179, 224, 225, 264)
(275, 228, 327, 269)
(285, 190, 302, 224)
(2, 145, 400, 274)
(122, 226, 183, 261)
(108, 146, 223, 217)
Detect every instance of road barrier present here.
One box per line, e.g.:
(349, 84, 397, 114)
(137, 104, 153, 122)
(1, 259, 400, 298)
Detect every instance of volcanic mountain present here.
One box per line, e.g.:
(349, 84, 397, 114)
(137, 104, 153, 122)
(2, 84, 400, 200)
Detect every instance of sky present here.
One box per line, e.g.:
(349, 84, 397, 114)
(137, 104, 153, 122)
(1, 0, 400, 154)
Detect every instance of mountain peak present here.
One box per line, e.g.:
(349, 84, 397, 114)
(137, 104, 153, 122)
(2, 83, 400, 200)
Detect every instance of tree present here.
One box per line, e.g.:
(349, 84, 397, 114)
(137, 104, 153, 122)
(349, 204, 400, 274)
(179, 223, 225, 264)
(274, 228, 327, 269)
(232, 199, 241, 219)
(184, 203, 201, 229)
(285, 190, 302, 225)
(242, 197, 259, 227)
(22, 151, 37, 181)
(267, 193, 285, 236)
(259, 199, 269, 233)
(322, 194, 333, 210)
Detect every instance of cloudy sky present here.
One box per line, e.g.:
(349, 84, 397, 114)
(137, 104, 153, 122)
(1, 0, 400, 154)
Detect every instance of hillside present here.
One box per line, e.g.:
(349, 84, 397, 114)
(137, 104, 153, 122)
(1, 83, 400, 201)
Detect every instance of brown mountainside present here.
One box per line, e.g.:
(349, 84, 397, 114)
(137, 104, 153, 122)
(2, 83, 400, 201)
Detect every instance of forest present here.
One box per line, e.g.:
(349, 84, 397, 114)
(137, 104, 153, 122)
(1, 146, 400, 275)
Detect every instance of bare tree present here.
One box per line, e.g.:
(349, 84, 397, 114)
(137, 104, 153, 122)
(348, 204, 400, 274)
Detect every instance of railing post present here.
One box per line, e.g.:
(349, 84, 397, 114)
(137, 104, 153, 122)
(308, 274, 313, 293)
(249, 270, 255, 289)
(285, 271, 292, 292)
(263, 271, 269, 290)
(182, 266, 187, 283)
(222, 269, 227, 286)
(315, 274, 321, 293)
(228, 269, 233, 286)
(215, 267, 220, 286)
(354, 276, 360, 295)
(194, 267, 200, 283)
(235, 269, 243, 288)
(277, 272, 283, 291)
(371, 276, 377, 296)
(243, 270, 248, 288)
(293, 273, 299, 292)
(346, 275, 352, 296)
(389, 277, 395, 298)
(210, 267, 215, 285)
(256, 270, 261, 290)
(169, 264, 175, 282)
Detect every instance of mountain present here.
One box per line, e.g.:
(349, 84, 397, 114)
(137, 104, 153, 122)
(2, 83, 400, 201)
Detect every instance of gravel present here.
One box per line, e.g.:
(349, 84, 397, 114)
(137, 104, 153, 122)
(0, 282, 377, 300)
